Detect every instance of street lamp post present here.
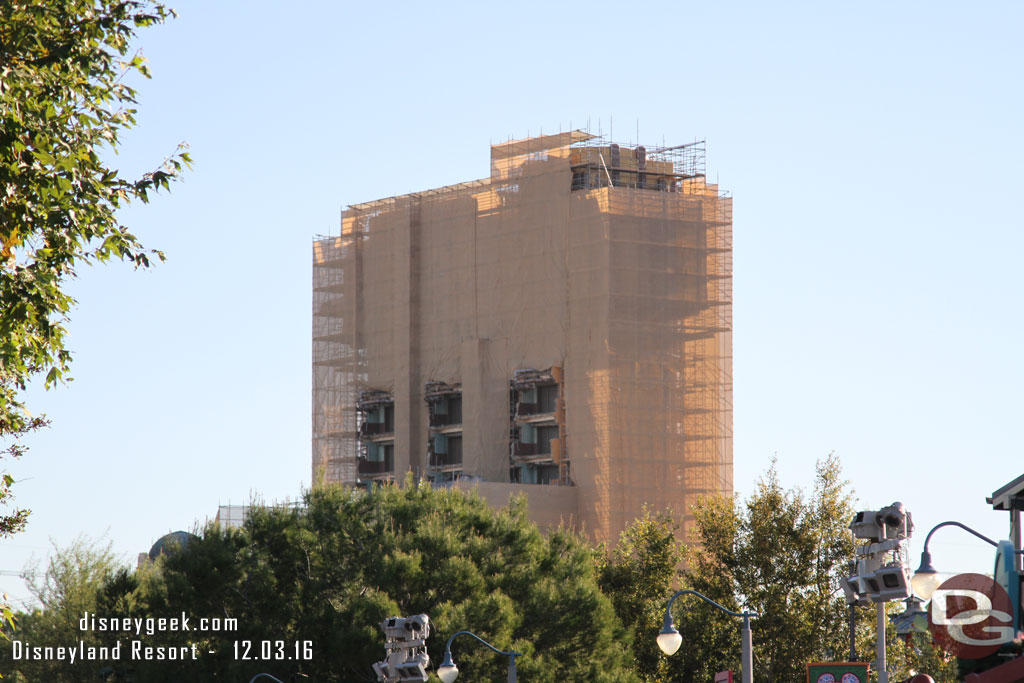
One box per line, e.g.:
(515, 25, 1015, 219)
(911, 521, 999, 600)
(657, 589, 758, 683)
(437, 630, 521, 683)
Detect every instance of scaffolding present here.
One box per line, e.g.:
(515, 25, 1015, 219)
(312, 130, 732, 544)
(312, 235, 362, 485)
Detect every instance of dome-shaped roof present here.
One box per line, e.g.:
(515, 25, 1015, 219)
(148, 530, 197, 561)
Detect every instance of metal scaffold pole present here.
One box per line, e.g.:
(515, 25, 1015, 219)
(876, 603, 888, 683)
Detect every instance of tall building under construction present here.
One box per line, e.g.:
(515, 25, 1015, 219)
(313, 131, 732, 544)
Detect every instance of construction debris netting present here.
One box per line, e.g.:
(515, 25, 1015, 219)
(313, 131, 732, 544)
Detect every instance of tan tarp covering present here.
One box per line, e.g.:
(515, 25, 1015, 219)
(313, 132, 732, 544)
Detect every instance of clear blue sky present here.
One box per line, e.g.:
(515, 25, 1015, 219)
(3, 1, 1022, 606)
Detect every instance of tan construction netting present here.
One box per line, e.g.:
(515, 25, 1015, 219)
(313, 131, 732, 544)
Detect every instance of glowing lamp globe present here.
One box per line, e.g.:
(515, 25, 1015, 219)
(438, 650, 459, 683)
(911, 569, 940, 601)
(911, 550, 940, 601)
(657, 627, 683, 655)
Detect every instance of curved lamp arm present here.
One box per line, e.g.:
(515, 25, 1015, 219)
(443, 630, 521, 658)
(664, 589, 757, 620)
(912, 521, 1000, 600)
(662, 589, 759, 637)
(922, 521, 998, 552)
(438, 631, 521, 683)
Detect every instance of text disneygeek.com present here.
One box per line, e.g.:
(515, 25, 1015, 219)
(79, 611, 238, 635)
(6, 611, 317, 663)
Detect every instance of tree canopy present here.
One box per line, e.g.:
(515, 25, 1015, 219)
(96, 481, 638, 682)
(597, 508, 694, 682)
(598, 454, 956, 683)
(0, 0, 189, 537)
(0, 535, 127, 681)
(2, 455, 960, 682)
(597, 456, 858, 683)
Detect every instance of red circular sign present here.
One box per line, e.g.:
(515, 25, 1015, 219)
(927, 572, 1014, 659)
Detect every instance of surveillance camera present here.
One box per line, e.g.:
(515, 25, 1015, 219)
(850, 510, 883, 540)
(380, 614, 431, 642)
(842, 575, 871, 606)
(879, 502, 905, 526)
(850, 504, 914, 542)
(404, 614, 430, 635)
(376, 614, 432, 682)
(876, 502, 913, 540)
(396, 653, 430, 681)
(867, 564, 911, 602)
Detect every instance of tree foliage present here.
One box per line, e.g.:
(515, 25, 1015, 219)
(0, 535, 127, 681)
(0, 0, 189, 536)
(601, 454, 867, 683)
(713, 455, 858, 683)
(105, 481, 638, 682)
(2, 457, 963, 682)
(597, 509, 689, 682)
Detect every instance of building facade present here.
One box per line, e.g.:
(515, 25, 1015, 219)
(313, 131, 732, 544)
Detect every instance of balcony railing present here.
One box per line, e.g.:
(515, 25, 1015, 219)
(515, 402, 539, 416)
(357, 459, 390, 475)
(360, 422, 392, 437)
(512, 442, 538, 457)
(428, 453, 462, 469)
(428, 413, 461, 429)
